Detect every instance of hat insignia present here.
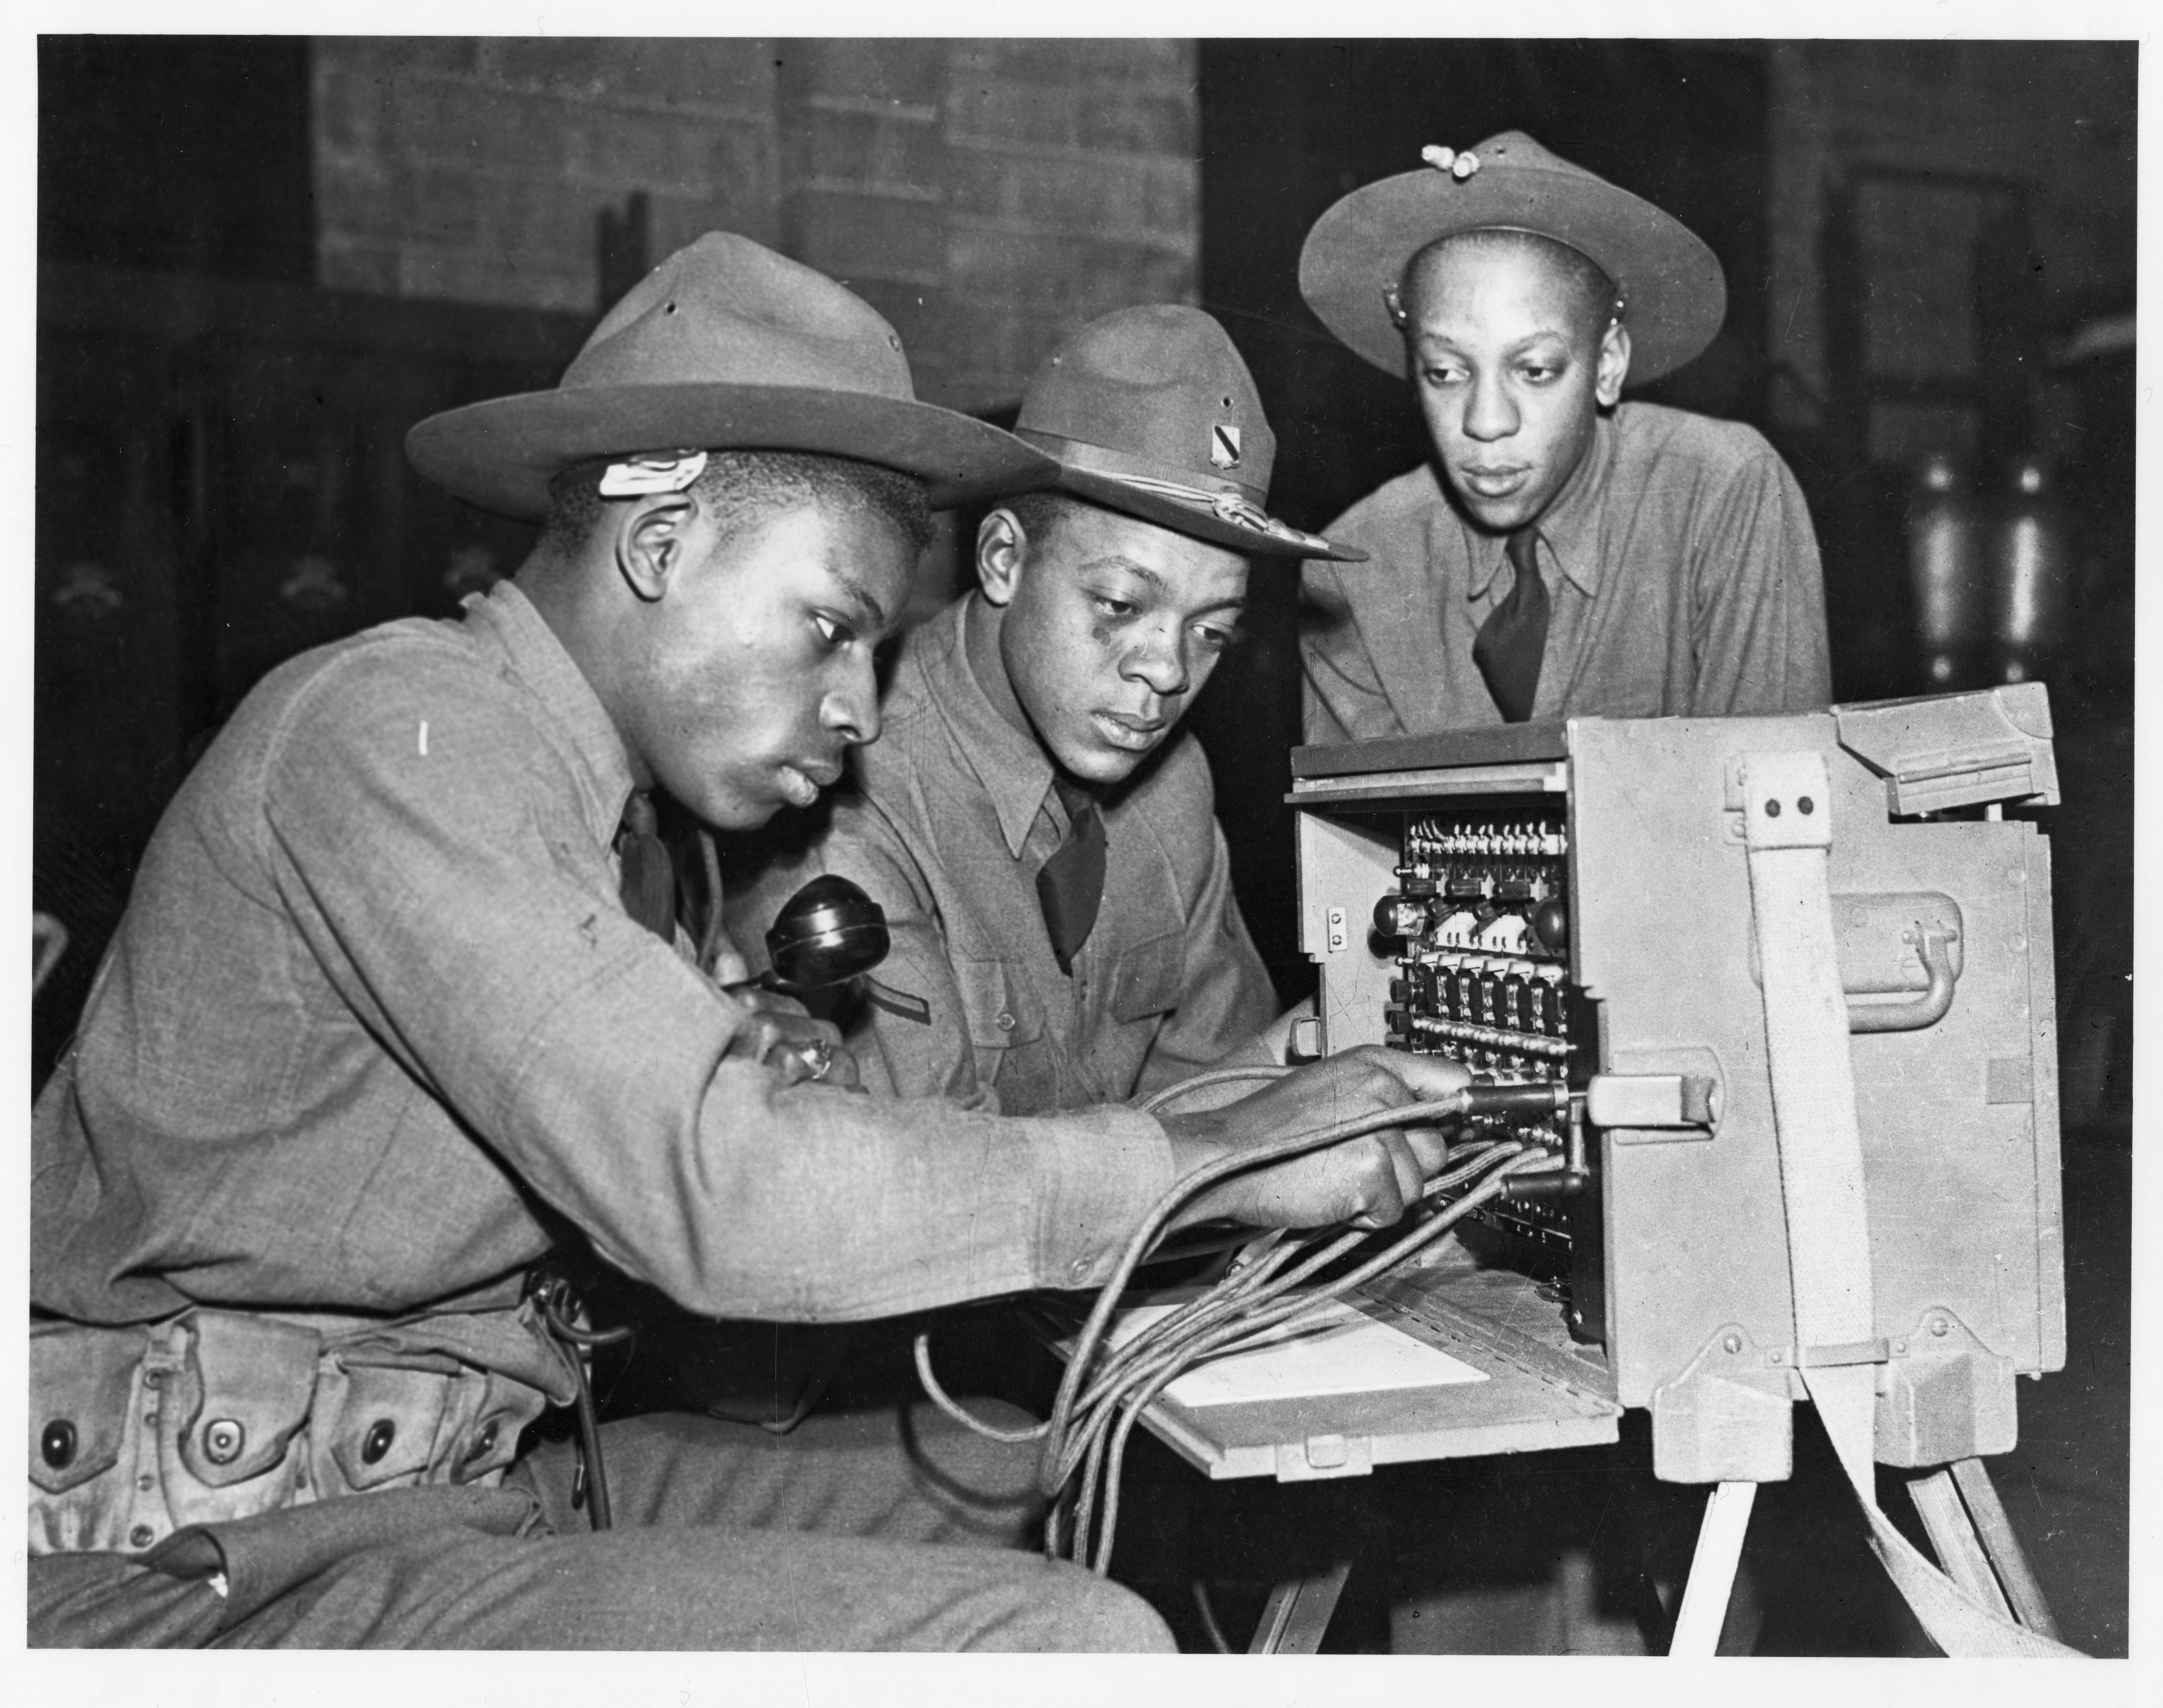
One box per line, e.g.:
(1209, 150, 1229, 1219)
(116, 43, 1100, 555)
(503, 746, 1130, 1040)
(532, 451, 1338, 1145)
(1421, 144, 1481, 181)
(1210, 424, 1242, 470)
(598, 450, 709, 497)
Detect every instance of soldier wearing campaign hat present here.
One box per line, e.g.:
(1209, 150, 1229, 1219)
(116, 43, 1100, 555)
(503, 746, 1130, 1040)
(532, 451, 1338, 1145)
(727, 304, 1361, 1117)
(30, 236, 1468, 1649)
(1298, 131, 1830, 743)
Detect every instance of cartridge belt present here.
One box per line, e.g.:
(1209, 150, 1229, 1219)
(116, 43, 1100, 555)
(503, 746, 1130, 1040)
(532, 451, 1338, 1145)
(28, 1303, 571, 1557)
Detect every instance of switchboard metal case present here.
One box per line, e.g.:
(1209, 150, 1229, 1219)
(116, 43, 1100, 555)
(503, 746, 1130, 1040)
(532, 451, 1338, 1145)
(1291, 686, 2064, 1482)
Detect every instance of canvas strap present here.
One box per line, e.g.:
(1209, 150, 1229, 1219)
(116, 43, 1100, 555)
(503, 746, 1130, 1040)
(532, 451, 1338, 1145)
(1739, 750, 2075, 1658)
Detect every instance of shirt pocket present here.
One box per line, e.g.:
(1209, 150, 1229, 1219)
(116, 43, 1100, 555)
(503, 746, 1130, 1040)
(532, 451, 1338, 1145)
(1107, 929, 1184, 1023)
(956, 956, 1046, 1049)
(954, 956, 1049, 1105)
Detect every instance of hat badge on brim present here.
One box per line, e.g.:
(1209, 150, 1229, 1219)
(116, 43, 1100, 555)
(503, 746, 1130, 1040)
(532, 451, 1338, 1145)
(1298, 130, 1727, 386)
(1011, 305, 1365, 563)
(406, 233, 1054, 519)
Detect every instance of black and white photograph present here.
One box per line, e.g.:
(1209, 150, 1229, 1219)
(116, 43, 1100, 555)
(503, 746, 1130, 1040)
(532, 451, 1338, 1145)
(19, 14, 2148, 1689)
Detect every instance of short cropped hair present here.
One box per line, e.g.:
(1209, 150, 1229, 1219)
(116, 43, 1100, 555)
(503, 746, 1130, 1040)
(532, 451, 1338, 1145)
(1403, 229, 1625, 350)
(995, 488, 1091, 555)
(541, 449, 935, 556)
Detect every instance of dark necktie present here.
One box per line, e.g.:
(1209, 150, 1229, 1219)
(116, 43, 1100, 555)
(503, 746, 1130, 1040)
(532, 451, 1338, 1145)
(617, 790, 677, 942)
(1035, 777, 1106, 976)
(1471, 527, 1549, 723)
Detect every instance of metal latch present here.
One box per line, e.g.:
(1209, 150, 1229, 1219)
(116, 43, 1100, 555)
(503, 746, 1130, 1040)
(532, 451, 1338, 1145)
(1586, 1073, 1720, 1130)
(1275, 1432, 1374, 1482)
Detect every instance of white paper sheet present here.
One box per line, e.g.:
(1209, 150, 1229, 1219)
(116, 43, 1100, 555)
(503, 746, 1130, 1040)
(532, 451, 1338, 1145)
(1106, 1299, 1489, 1408)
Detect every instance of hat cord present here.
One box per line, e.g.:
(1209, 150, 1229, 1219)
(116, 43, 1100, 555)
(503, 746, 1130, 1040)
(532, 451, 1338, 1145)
(1109, 473, 1329, 553)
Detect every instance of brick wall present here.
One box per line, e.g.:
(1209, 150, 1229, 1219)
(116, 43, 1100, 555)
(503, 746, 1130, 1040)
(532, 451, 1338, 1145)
(1764, 40, 2137, 435)
(311, 38, 1201, 415)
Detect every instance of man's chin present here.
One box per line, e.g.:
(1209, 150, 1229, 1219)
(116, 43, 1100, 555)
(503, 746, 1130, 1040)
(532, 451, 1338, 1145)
(1449, 488, 1541, 535)
(1058, 741, 1148, 790)
(698, 790, 785, 832)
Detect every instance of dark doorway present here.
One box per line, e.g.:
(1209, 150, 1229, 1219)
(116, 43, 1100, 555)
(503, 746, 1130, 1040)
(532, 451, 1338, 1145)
(1191, 40, 1772, 996)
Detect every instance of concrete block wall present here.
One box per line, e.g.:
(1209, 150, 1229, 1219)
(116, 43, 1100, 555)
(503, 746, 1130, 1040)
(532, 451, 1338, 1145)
(311, 37, 1201, 414)
(1764, 40, 2137, 436)
(313, 38, 784, 313)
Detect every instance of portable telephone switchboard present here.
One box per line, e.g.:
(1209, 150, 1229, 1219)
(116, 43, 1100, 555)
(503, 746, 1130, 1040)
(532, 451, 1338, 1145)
(1290, 685, 2062, 1483)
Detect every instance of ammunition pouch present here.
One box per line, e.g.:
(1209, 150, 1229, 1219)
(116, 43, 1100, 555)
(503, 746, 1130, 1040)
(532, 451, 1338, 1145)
(29, 1304, 570, 1557)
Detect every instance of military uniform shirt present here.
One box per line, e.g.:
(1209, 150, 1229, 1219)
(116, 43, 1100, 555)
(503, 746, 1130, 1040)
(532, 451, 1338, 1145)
(1300, 402, 1831, 741)
(33, 582, 1176, 1341)
(724, 595, 1280, 1116)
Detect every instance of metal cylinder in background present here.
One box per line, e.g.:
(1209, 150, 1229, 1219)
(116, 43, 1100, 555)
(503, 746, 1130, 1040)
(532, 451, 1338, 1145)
(1904, 453, 1987, 688)
(1986, 456, 2075, 684)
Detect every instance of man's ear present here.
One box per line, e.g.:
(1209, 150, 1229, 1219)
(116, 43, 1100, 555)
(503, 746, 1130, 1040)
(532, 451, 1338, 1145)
(1595, 321, 1631, 409)
(976, 508, 1029, 608)
(614, 493, 698, 603)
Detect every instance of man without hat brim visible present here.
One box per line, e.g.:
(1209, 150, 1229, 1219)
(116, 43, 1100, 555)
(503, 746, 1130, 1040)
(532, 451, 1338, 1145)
(1296, 130, 1830, 743)
(31, 232, 1469, 1649)
(726, 303, 1355, 1118)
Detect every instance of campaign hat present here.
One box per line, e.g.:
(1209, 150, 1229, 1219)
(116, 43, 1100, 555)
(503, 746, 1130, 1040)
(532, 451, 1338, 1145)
(1011, 305, 1364, 562)
(407, 232, 1053, 519)
(1299, 130, 1726, 385)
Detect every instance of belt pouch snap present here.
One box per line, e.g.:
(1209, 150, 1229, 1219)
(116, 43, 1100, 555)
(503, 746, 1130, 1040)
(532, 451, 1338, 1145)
(321, 1361, 460, 1493)
(452, 1371, 548, 1485)
(30, 1322, 147, 1495)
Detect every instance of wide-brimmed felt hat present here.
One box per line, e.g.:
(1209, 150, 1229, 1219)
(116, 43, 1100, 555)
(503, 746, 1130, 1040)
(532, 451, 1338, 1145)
(1299, 131, 1726, 386)
(1011, 305, 1364, 563)
(407, 232, 1053, 519)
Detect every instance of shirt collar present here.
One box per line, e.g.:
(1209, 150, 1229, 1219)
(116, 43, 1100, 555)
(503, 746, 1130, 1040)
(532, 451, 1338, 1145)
(916, 595, 1058, 861)
(1461, 410, 1618, 602)
(461, 579, 639, 844)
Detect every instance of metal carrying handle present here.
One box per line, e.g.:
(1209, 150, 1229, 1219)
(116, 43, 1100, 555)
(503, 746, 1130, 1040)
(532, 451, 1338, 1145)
(1847, 923, 1959, 1034)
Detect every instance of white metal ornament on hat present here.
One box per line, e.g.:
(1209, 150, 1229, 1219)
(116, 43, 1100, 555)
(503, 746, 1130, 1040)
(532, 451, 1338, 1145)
(1421, 144, 1480, 180)
(1211, 424, 1242, 470)
(598, 449, 709, 497)
(1110, 471, 1333, 554)
(1212, 491, 1329, 551)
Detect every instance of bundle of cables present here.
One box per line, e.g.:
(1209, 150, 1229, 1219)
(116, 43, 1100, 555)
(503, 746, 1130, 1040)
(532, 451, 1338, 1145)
(914, 1064, 1571, 1575)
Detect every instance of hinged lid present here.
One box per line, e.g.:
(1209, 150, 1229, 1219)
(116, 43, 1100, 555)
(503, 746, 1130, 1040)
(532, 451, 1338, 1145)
(1833, 683, 2058, 815)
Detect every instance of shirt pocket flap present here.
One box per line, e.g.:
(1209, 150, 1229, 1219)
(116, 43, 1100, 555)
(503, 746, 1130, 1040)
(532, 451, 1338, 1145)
(30, 1323, 146, 1494)
(1109, 930, 1185, 1022)
(175, 1312, 321, 1488)
(325, 1363, 456, 1491)
(954, 957, 1045, 1046)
